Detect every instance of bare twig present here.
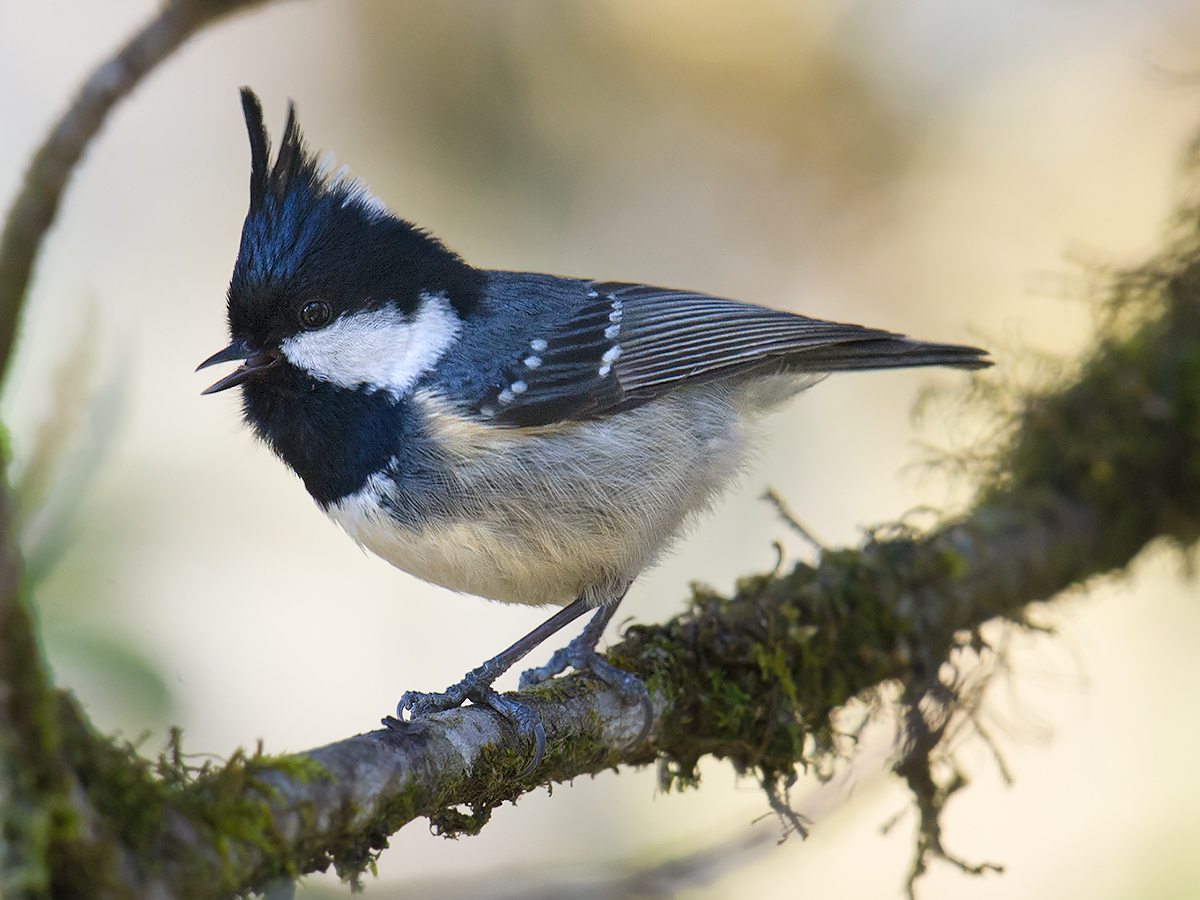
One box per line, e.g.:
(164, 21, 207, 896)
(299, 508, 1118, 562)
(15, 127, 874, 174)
(761, 487, 825, 553)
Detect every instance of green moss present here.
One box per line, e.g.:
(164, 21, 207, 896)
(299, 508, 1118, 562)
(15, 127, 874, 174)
(36, 699, 347, 897)
(1, 587, 77, 899)
(610, 539, 925, 792)
(323, 780, 423, 883)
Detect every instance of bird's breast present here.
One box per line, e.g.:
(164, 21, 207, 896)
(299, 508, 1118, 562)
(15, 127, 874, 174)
(328, 483, 627, 606)
(325, 384, 769, 607)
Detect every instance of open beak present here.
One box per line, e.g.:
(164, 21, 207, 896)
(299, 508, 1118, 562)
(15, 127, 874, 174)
(197, 339, 279, 394)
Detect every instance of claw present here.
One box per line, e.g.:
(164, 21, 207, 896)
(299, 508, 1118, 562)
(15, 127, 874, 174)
(519, 648, 570, 689)
(587, 654, 654, 747)
(398, 683, 469, 720)
(520, 622, 653, 749)
(391, 597, 614, 778)
(484, 690, 547, 777)
(398, 683, 546, 777)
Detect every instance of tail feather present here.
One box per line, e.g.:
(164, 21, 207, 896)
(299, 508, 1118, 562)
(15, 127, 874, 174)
(787, 337, 991, 373)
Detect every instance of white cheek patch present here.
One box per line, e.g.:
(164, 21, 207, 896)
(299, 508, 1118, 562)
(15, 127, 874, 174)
(280, 292, 460, 396)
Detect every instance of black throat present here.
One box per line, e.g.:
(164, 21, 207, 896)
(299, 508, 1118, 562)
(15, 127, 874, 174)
(240, 365, 426, 508)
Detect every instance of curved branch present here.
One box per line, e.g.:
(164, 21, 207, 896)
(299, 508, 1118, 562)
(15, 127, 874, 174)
(0, 0, 273, 383)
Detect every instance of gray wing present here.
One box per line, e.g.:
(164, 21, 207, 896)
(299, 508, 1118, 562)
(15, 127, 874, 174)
(474, 280, 990, 428)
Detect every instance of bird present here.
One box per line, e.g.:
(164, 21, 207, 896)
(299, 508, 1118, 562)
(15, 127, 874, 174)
(199, 88, 991, 775)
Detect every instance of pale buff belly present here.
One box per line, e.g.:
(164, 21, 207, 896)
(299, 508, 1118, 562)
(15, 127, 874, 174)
(326, 379, 807, 607)
(328, 482, 637, 607)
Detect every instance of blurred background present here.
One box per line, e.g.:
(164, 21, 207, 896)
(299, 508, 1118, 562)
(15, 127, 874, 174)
(4, 1, 1200, 897)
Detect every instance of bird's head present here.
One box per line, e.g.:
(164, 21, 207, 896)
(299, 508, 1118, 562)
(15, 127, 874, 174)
(199, 88, 484, 399)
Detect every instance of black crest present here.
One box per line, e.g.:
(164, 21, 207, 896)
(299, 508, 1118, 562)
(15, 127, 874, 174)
(229, 89, 484, 330)
(239, 88, 334, 219)
(240, 87, 272, 213)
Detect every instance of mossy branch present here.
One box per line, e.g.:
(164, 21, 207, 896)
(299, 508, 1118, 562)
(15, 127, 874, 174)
(7, 2, 1200, 897)
(0, 0, 277, 895)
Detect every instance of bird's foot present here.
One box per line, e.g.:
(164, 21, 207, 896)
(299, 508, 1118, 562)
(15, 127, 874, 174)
(393, 599, 599, 777)
(397, 681, 471, 719)
(398, 672, 546, 778)
(519, 638, 653, 748)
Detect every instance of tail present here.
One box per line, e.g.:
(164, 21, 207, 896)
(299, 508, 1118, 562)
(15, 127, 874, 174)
(786, 337, 991, 373)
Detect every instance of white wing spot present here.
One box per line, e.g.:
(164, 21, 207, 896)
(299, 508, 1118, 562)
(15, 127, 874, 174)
(510, 380, 528, 394)
(530, 338, 548, 352)
(498, 388, 515, 404)
(480, 405, 495, 417)
(598, 345, 622, 378)
(524, 355, 542, 369)
(604, 324, 620, 340)
(587, 290, 599, 299)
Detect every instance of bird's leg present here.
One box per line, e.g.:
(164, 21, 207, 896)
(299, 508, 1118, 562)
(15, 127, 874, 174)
(396, 597, 592, 777)
(518, 600, 618, 686)
(519, 596, 653, 747)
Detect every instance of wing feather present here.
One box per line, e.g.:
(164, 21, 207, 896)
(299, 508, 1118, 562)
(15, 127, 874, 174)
(473, 279, 988, 427)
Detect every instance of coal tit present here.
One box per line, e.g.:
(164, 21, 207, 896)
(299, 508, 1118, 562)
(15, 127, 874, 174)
(200, 89, 990, 773)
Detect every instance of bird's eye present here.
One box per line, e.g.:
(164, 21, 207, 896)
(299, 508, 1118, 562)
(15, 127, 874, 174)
(299, 300, 332, 329)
